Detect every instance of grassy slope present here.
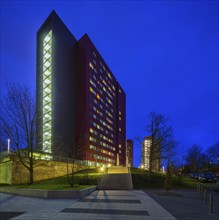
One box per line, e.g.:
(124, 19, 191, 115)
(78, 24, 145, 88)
(131, 168, 197, 189)
(5, 168, 102, 190)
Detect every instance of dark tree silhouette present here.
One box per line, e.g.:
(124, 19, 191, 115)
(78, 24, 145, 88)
(207, 143, 219, 165)
(146, 112, 175, 173)
(0, 84, 38, 184)
(185, 144, 208, 172)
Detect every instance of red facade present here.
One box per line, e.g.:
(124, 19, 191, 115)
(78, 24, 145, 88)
(75, 35, 126, 166)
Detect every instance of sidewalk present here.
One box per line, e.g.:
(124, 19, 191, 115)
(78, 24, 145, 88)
(0, 190, 175, 220)
(0, 189, 218, 220)
(144, 189, 219, 220)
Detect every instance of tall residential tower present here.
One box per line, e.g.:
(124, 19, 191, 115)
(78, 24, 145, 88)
(36, 11, 126, 166)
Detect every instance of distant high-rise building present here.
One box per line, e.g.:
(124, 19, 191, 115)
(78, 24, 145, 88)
(142, 137, 151, 170)
(142, 136, 160, 172)
(36, 10, 126, 166)
(126, 139, 133, 167)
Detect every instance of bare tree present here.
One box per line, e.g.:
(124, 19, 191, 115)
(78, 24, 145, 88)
(207, 143, 219, 166)
(185, 144, 208, 173)
(0, 84, 37, 184)
(146, 112, 175, 173)
(164, 165, 172, 193)
(65, 117, 88, 187)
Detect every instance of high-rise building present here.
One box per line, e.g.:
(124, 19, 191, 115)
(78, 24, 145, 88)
(36, 10, 126, 166)
(142, 137, 151, 170)
(126, 139, 133, 167)
(142, 136, 160, 172)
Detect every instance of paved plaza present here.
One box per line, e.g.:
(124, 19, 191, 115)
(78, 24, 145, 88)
(0, 189, 219, 220)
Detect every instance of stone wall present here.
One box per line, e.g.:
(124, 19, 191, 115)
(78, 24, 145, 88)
(0, 157, 13, 184)
(0, 156, 89, 185)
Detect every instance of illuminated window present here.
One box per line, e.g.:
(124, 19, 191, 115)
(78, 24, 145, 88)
(90, 79, 96, 88)
(89, 136, 96, 142)
(103, 79, 106, 85)
(108, 73, 112, 79)
(90, 86, 96, 95)
(42, 30, 52, 154)
(119, 117, 121, 120)
(119, 144, 122, 148)
(119, 128, 122, 132)
(119, 89, 121, 93)
(89, 62, 94, 70)
(96, 94, 100, 99)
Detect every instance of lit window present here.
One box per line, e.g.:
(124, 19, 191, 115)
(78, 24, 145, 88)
(103, 80, 106, 85)
(119, 117, 121, 120)
(119, 89, 121, 93)
(89, 62, 94, 70)
(96, 94, 100, 99)
(119, 128, 122, 132)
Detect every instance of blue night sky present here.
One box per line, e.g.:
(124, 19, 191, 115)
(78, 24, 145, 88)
(1, 1, 218, 167)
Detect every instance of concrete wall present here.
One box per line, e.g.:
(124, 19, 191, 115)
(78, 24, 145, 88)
(0, 186, 97, 199)
(0, 156, 88, 185)
(0, 157, 13, 184)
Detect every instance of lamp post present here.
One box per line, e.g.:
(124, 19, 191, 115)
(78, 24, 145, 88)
(7, 139, 10, 152)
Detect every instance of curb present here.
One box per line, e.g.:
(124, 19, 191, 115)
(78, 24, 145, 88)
(0, 186, 97, 199)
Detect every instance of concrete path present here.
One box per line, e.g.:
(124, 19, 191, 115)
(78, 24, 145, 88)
(1, 189, 218, 219)
(0, 190, 176, 220)
(98, 174, 133, 190)
(98, 166, 133, 190)
(144, 189, 219, 220)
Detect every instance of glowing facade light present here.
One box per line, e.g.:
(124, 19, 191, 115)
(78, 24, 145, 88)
(7, 139, 10, 152)
(42, 30, 52, 154)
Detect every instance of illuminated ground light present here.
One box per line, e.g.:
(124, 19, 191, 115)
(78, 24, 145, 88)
(42, 30, 52, 154)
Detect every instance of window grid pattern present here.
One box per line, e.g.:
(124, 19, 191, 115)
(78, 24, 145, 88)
(42, 30, 52, 153)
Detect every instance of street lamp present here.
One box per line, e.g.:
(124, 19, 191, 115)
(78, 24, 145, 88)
(7, 139, 10, 152)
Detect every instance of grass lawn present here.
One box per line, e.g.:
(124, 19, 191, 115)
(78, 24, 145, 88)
(131, 168, 197, 189)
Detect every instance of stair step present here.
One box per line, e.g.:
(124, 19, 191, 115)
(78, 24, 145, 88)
(98, 173, 133, 190)
(108, 166, 129, 174)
